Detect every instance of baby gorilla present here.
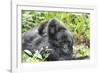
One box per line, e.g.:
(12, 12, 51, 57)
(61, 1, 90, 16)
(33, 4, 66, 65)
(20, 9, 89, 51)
(22, 18, 73, 61)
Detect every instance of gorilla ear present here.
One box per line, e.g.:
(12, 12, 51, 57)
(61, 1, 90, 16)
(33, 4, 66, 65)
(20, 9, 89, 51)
(38, 20, 48, 35)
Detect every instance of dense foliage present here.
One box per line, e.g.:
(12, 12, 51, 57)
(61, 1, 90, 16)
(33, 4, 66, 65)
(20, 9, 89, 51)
(21, 10, 90, 63)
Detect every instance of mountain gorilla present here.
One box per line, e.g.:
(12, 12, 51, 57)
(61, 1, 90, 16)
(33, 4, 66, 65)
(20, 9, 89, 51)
(22, 18, 87, 61)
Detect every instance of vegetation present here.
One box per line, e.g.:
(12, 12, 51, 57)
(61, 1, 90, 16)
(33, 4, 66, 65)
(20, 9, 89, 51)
(21, 10, 90, 63)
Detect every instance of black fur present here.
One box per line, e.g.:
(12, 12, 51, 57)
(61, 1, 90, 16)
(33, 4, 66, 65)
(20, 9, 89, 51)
(22, 18, 79, 61)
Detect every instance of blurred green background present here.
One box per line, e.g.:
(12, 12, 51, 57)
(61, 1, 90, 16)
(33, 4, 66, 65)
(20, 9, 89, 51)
(21, 10, 90, 63)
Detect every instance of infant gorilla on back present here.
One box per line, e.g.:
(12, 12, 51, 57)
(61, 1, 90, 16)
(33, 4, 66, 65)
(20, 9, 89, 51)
(22, 18, 73, 61)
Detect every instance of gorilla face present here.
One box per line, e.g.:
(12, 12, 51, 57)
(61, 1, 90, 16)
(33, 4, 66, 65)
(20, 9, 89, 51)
(55, 30, 73, 54)
(22, 18, 73, 61)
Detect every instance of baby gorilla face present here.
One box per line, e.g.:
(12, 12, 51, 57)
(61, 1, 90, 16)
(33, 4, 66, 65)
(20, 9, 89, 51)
(56, 30, 72, 48)
(48, 28, 73, 56)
